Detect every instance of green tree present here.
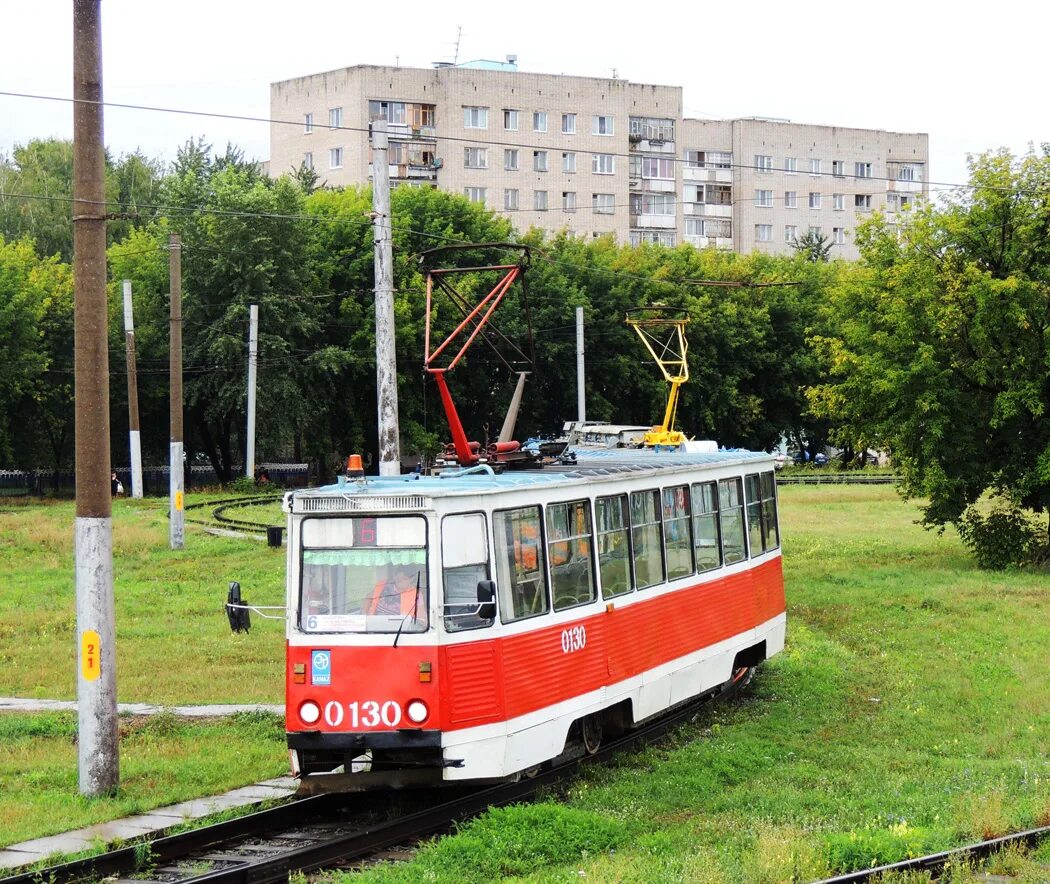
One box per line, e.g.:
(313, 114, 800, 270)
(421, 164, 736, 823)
(808, 148, 1050, 563)
(791, 228, 833, 262)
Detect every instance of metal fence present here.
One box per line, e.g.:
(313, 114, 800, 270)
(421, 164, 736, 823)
(0, 463, 309, 497)
(776, 473, 897, 485)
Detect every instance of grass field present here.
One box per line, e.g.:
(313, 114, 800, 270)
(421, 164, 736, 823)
(1, 487, 1048, 879)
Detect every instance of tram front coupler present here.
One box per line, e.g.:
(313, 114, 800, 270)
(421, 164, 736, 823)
(224, 580, 286, 633)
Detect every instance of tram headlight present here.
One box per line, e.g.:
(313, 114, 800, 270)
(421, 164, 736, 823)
(298, 700, 321, 725)
(405, 700, 429, 724)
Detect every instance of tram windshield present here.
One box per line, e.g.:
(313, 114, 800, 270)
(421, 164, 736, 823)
(299, 516, 428, 634)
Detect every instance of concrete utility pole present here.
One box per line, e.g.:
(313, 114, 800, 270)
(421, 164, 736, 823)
(72, 0, 119, 797)
(122, 280, 142, 498)
(371, 119, 401, 476)
(245, 303, 258, 479)
(169, 233, 184, 549)
(576, 306, 586, 424)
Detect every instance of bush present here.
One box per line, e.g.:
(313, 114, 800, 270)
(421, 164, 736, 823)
(956, 504, 1038, 570)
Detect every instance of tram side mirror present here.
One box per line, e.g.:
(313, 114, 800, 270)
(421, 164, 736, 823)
(226, 581, 251, 634)
(476, 580, 497, 621)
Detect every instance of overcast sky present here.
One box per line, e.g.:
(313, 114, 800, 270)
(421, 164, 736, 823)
(1, 0, 1045, 196)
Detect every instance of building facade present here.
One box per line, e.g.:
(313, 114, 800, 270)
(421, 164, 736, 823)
(270, 63, 928, 260)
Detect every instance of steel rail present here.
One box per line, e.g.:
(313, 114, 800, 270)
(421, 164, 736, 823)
(4, 680, 743, 884)
(813, 825, 1050, 883)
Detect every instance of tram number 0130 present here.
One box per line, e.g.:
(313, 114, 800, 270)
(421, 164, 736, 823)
(561, 625, 587, 654)
(324, 700, 402, 728)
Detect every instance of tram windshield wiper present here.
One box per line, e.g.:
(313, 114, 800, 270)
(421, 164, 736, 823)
(393, 570, 422, 648)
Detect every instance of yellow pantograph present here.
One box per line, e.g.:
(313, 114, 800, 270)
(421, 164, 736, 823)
(626, 311, 690, 447)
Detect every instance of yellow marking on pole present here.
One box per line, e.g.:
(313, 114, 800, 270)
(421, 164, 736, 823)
(175, 490, 184, 511)
(81, 630, 101, 681)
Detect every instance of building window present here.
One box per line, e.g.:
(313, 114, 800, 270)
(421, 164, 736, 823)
(888, 193, 914, 212)
(592, 153, 615, 175)
(562, 113, 576, 134)
(832, 160, 845, 177)
(855, 162, 872, 178)
(686, 150, 732, 169)
(303, 152, 313, 170)
(533, 111, 547, 132)
(563, 152, 577, 173)
(755, 224, 773, 242)
(592, 193, 615, 214)
(630, 193, 675, 215)
(785, 224, 797, 243)
(463, 187, 487, 204)
(897, 164, 918, 181)
(504, 188, 519, 211)
(593, 115, 615, 136)
(784, 157, 797, 174)
(833, 227, 846, 244)
(631, 117, 675, 141)
(329, 147, 343, 169)
(505, 148, 519, 171)
(533, 150, 549, 172)
(685, 217, 732, 239)
(630, 230, 677, 247)
(534, 190, 548, 211)
(809, 225, 822, 237)
(809, 191, 821, 209)
(855, 194, 872, 210)
(833, 193, 845, 211)
(785, 191, 797, 208)
(464, 147, 488, 169)
(685, 183, 732, 206)
(463, 106, 488, 129)
(304, 113, 313, 134)
(810, 158, 822, 176)
(562, 191, 576, 212)
(755, 189, 773, 207)
(329, 107, 342, 129)
(503, 109, 519, 130)
(640, 156, 675, 179)
(755, 154, 772, 172)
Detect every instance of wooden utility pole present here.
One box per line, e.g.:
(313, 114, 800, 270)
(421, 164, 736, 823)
(169, 233, 184, 549)
(123, 280, 142, 498)
(72, 0, 119, 797)
(245, 303, 258, 479)
(371, 119, 401, 476)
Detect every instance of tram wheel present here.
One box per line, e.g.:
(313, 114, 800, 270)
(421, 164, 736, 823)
(729, 665, 755, 690)
(581, 713, 603, 755)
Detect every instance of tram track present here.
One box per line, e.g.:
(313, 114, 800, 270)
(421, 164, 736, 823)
(2, 680, 747, 884)
(183, 495, 283, 535)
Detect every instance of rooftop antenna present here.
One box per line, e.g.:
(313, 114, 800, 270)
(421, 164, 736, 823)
(453, 25, 462, 65)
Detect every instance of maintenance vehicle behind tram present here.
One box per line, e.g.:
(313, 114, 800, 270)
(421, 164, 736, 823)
(277, 445, 785, 791)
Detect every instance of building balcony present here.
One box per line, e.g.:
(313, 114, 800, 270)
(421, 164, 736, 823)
(682, 166, 733, 183)
(628, 137, 676, 155)
(630, 213, 676, 230)
(628, 177, 677, 193)
(685, 234, 734, 250)
(887, 179, 922, 194)
(683, 202, 732, 218)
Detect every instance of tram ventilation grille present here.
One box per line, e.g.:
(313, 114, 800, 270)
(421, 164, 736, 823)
(296, 494, 428, 513)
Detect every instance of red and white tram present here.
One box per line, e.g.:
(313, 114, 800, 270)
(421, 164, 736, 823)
(279, 445, 785, 791)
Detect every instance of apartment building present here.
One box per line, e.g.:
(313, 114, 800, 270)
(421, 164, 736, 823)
(270, 61, 928, 259)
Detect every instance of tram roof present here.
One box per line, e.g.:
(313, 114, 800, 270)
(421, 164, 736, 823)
(291, 448, 773, 509)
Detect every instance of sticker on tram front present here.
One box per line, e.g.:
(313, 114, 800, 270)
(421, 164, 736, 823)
(311, 649, 332, 686)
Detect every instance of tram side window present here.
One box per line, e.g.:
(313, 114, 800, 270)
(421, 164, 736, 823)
(546, 500, 597, 611)
(691, 481, 722, 572)
(441, 512, 495, 632)
(631, 489, 665, 589)
(718, 477, 748, 564)
(745, 471, 780, 553)
(662, 485, 694, 580)
(762, 471, 781, 549)
(596, 494, 632, 598)
(493, 506, 550, 623)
